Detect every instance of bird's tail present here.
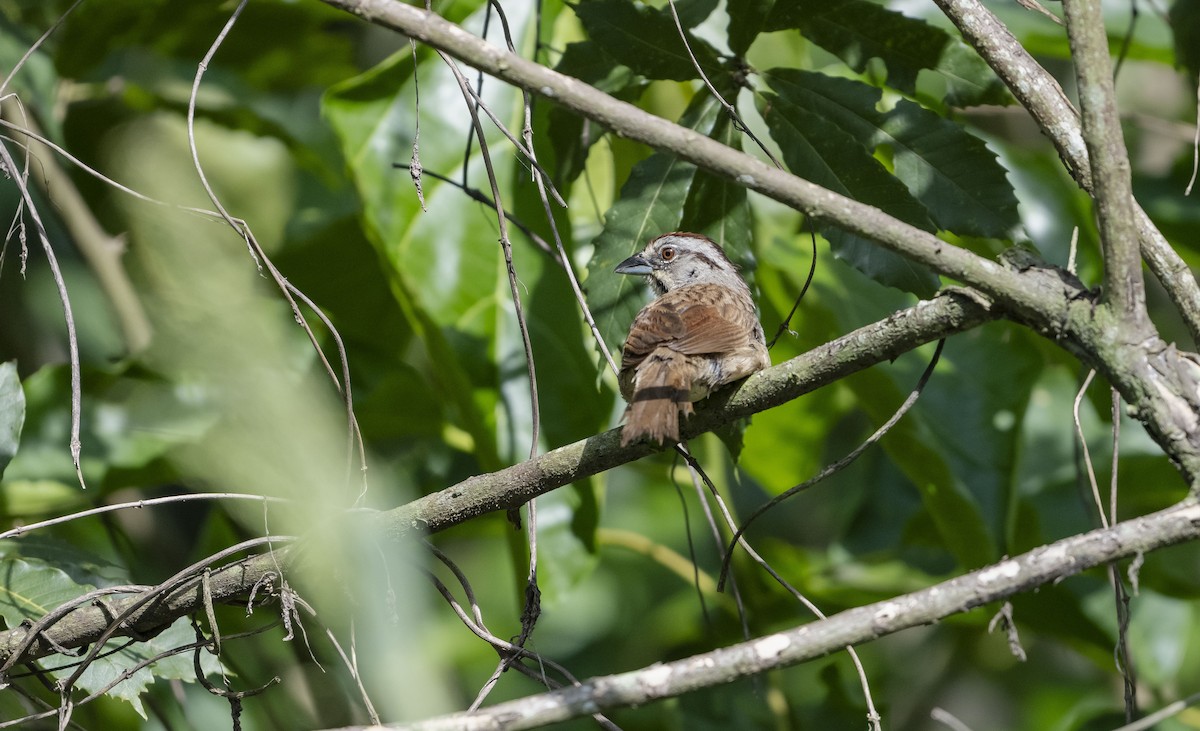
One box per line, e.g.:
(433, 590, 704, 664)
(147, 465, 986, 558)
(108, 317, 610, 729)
(622, 348, 693, 446)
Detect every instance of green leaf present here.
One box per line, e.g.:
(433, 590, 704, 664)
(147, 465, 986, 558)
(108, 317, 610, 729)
(852, 363, 995, 569)
(1011, 583, 1112, 653)
(0, 363, 24, 480)
(681, 116, 755, 273)
(758, 88, 941, 296)
(879, 100, 1021, 239)
(762, 70, 1021, 239)
(545, 41, 647, 188)
(742, 238, 869, 534)
(823, 263, 1042, 564)
(1172, 0, 1200, 83)
(765, 0, 1009, 106)
(575, 0, 726, 82)
(536, 482, 602, 601)
(910, 325, 1042, 549)
(4, 364, 218, 490)
(514, 119, 615, 446)
(728, 0, 775, 55)
(1114, 590, 1192, 686)
(673, 0, 719, 28)
(324, 47, 506, 466)
(0, 538, 221, 718)
(94, 617, 224, 716)
(57, 0, 356, 90)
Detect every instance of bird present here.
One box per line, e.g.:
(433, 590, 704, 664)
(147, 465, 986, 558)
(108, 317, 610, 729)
(614, 232, 771, 446)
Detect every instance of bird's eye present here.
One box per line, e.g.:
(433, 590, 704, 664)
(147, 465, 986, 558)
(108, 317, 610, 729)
(660, 246, 676, 261)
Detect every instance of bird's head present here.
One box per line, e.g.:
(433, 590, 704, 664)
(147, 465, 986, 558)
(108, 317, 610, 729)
(614, 232, 742, 296)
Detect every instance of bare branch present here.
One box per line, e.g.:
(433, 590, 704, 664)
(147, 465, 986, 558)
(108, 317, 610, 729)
(378, 291, 994, 538)
(338, 498, 1200, 731)
(1062, 0, 1147, 322)
(0, 542, 291, 670)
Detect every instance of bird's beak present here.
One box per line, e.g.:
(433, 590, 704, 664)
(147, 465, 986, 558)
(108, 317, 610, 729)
(615, 253, 652, 275)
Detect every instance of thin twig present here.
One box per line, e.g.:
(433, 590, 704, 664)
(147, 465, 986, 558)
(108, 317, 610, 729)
(1073, 369, 1107, 528)
(1014, 0, 1062, 25)
(1110, 388, 1136, 722)
(0, 140, 87, 489)
(0, 492, 284, 540)
(682, 450, 882, 730)
(718, 339, 947, 589)
(931, 707, 976, 731)
(423, 551, 621, 729)
(0, 99, 152, 352)
(1112, 0, 1139, 82)
(767, 224, 817, 349)
(679, 449, 750, 639)
(1186, 80, 1199, 196)
(1110, 692, 1200, 731)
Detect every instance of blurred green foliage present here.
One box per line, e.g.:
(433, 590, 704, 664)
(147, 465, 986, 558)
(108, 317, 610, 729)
(1, 0, 1199, 729)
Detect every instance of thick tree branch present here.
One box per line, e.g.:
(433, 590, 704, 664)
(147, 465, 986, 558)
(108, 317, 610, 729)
(1061, 0, 1146, 323)
(376, 291, 994, 538)
(934, 0, 1200, 342)
(336, 498, 1200, 731)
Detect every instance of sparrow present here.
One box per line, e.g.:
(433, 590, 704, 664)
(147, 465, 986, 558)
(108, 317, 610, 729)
(615, 232, 771, 446)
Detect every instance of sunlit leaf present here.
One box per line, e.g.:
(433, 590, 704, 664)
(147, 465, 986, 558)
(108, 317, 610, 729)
(0, 362, 23, 480)
(545, 40, 647, 186)
(0, 538, 221, 718)
(765, 0, 1009, 106)
(759, 86, 941, 296)
(762, 70, 1021, 239)
(575, 0, 725, 81)
(324, 46, 508, 466)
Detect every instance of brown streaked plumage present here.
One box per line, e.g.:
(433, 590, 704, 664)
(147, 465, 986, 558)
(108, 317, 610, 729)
(615, 232, 771, 446)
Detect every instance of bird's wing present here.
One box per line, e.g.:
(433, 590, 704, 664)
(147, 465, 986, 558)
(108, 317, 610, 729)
(670, 300, 749, 355)
(620, 288, 747, 370)
(620, 301, 684, 370)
